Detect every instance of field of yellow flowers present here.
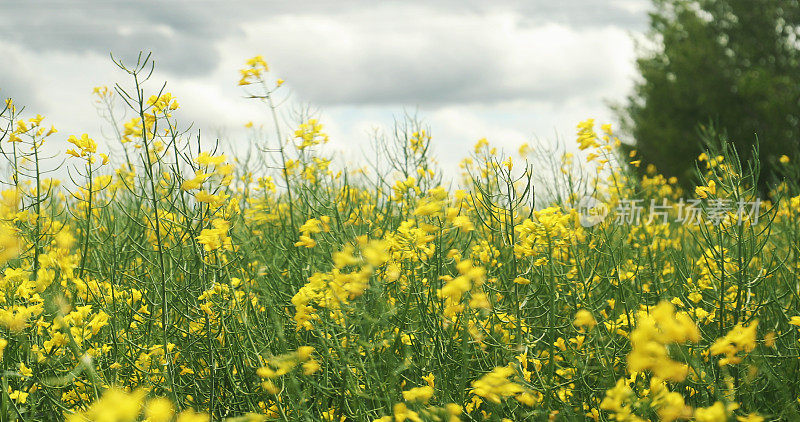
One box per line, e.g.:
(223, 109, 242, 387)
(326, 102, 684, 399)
(0, 54, 797, 421)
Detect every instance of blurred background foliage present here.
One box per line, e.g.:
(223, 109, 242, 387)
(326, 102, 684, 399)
(619, 0, 800, 192)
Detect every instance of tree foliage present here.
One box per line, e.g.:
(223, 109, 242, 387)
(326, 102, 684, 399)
(620, 0, 800, 190)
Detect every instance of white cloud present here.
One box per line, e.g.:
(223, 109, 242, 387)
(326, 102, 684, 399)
(236, 9, 637, 106)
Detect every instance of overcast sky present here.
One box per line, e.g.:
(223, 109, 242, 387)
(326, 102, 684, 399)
(0, 0, 650, 178)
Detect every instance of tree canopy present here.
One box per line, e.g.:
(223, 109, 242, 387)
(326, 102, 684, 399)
(620, 0, 800, 190)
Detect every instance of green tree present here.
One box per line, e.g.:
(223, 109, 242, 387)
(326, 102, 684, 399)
(619, 0, 800, 191)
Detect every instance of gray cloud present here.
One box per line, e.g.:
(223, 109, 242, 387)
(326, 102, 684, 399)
(1, 0, 647, 80)
(0, 1, 231, 76)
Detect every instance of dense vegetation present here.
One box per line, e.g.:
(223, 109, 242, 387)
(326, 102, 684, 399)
(619, 0, 800, 192)
(0, 54, 798, 421)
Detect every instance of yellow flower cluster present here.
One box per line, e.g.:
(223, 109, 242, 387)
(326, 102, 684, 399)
(439, 259, 487, 320)
(257, 346, 320, 394)
(709, 320, 758, 366)
(627, 302, 700, 381)
(294, 216, 331, 248)
(238, 55, 270, 86)
(6, 113, 57, 144)
(292, 238, 391, 330)
(294, 119, 329, 150)
(67, 134, 108, 165)
(65, 388, 208, 422)
(470, 365, 537, 406)
(576, 118, 600, 150)
(196, 218, 232, 252)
